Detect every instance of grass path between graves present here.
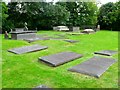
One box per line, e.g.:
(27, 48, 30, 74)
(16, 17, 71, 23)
(1, 30, 118, 88)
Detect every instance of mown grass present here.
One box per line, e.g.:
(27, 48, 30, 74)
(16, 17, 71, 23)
(1, 30, 118, 88)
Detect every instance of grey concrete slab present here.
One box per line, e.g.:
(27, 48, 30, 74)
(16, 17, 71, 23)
(10, 30, 37, 40)
(67, 33, 82, 35)
(94, 50, 117, 56)
(24, 37, 49, 43)
(55, 34, 66, 37)
(81, 29, 95, 34)
(32, 85, 51, 90)
(10, 31, 37, 34)
(8, 44, 48, 54)
(64, 40, 79, 43)
(39, 52, 83, 67)
(35, 85, 48, 88)
(50, 37, 68, 40)
(68, 56, 116, 78)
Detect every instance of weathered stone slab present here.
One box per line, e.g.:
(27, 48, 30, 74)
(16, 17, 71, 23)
(81, 29, 95, 34)
(10, 30, 37, 40)
(39, 52, 83, 67)
(94, 50, 117, 56)
(32, 85, 51, 90)
(68, 56, 116, 78)
(24, 37, 49, 43)
(69, 27, 80, 32)
(73, 27, 80, 32)
(8, 44, 48, 54)
(35, 85, 48, 88)
(50, 37, 68, 40)
(53, 26, 69, 31)
(10, 31, 37, 34)
(64, 40, 79, 43)
(55, 34, 66, 37)
(67, 32, 85, 35)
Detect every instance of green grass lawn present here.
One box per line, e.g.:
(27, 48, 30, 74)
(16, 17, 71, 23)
(1, 30, 118, 88)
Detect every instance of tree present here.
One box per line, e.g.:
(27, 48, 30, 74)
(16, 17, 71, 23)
(98, 2, 115, 30)
(57, 1, 98, 27)
(7, 2, 70, 30)
(112, 1, 120, 31)
(98, 1, 120, 31)
(77, 2, 98, 26)
(2, 2, 14, 33)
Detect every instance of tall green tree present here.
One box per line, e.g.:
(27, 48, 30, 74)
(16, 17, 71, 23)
(57, 1, 98, 27)
(2, 2, 13, 33)
(7, 2, 70, 30)
(77, 2, 98, 26)
(98, 2, 115, 30)
(112, 1, 120, 31)
(98, 1, 120, 31)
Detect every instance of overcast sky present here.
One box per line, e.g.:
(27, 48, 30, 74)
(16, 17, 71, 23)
(3, 0, 118, 6)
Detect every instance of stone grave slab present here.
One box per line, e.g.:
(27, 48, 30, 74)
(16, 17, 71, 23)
(50, 37, 68, 40)
(81, 29, 95, 34)
(94, 50, 117, 56)
(55, 34, 68, 38)
(35, 85, 48, 88)
(68, 56, 116, 78)
(37, 34, 48, 37)
(39, 52, 83, 67)
(24, 37, 49, 43)
(32, 85, 51, 90)
(10, 31, 37, 40)
(8, 44, 48, 54)
(64, 40, 79, 43)
(68, 33, 82, 35)
(56, 34, 66, 37)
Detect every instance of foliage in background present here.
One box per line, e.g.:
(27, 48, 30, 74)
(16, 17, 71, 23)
(2, 1, 98, 32)
(6, 2, 70, 30)
(56, 1, 98, 26)
(2, 2, 14, 33)
(98, 1, 120, 31)
(2, 1, 119, 32)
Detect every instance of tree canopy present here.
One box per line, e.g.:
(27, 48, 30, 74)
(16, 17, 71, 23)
(2, 1, 119, 32)
(98, 1, 120, 31)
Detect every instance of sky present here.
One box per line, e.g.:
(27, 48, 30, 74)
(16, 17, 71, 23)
(98, 0, 118, 4)
(3, 0, 119, 6)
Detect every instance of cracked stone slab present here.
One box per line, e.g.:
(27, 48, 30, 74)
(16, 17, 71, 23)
(39, 52, 83, 67)
(8, 44, 48, 54)
(94, 50, 117, 56)
(68, 56, 116, 78)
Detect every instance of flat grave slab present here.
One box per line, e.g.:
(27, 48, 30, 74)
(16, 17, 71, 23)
(81, 29, 95, 34)
(39, 52, 83, 67)
(50, 37, 68, 40)
(24, 37, 49, 43)
(64, 39, 79, 43)
(55, 34, 67, 37)
(67, 33, 83, 35)
(94, 50, 117, 56)
(8, 44, 48, 54)
(68, 56, 116, 78)
(35, 85, 48, 88)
